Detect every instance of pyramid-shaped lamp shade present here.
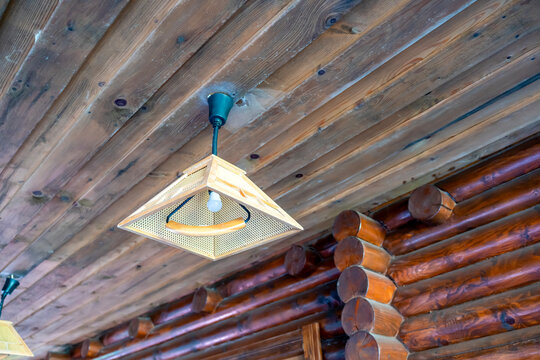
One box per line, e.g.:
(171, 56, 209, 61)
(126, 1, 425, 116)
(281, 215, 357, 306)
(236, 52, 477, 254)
(118, 93, 302, 259)
(0, 320, 33, 357)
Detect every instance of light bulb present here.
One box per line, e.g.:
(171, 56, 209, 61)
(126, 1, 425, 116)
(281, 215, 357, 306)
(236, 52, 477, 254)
(207, 191, 222, 212)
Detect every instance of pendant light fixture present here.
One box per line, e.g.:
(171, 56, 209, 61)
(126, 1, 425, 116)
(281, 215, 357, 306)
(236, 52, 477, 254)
(0, 276, 33, 357)
(118, 93, 303, 260)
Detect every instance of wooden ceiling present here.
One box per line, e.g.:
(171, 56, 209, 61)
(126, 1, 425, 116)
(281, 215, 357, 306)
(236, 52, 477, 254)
(0, 0, 538, 357)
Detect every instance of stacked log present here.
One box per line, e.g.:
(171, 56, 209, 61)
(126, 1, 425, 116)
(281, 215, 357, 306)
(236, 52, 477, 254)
(332, 212, 408, 359)
(383, 137, 540, 358)
(373, 134, 540, 232)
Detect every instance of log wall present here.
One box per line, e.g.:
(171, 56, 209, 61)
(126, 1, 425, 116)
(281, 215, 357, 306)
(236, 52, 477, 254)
(48, 135, 540, 359)
(387, 136, 540, 358)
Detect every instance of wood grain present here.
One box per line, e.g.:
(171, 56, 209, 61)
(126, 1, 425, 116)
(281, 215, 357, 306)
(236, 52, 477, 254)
(302, 322, 323, 360)
(334, 236, 391, 273)
(399, 282, 540, 352)
(385, 166, 540, 255)
(337, 266, 396, 304)
(393, 243, 540, 316)
(341, 297, 402, 337)
(388, 205, 540, 285)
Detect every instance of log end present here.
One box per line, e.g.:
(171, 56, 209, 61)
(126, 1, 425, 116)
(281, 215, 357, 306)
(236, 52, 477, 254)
(192, 286, 223, 313)
(345, 332, 408, 360)
(337, 266, 368, 303)
(408, 184, 456, 224)
(334, 236, 366, 272)
(333, 210, 386, 245)
(285, 245, 321, 277)
(342, 297, 374, 336)
(333, 210, 362, 242)
(129, 317, 154, 338)
(81, 339, 102, 358)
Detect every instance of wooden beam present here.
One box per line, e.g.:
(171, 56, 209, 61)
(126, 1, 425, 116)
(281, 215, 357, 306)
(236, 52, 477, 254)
(332, 210, 386, 245)
(388, 206, 540, 285)
(334, 236, 391, 273)
(408, 184, 455, 224)
(341, 297, 402, 337)
(385, 167, 540, 255)
(337, 266, 396, 304)
(409, 324, 540, 360)
(285, 245, 321, 277)
(393, 243, 540, 316)
(399, 282, 540, 352)
(345, 331, 408, 360)
(302, 322, 323, 360)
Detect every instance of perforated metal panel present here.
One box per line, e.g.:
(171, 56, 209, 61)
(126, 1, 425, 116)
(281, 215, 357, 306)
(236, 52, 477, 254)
(0, 321, 33, 357)
(118, 155, 302, 260)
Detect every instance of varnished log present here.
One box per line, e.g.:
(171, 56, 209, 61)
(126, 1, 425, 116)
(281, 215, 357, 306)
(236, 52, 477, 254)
(393, 243, 540, 316)
(150, 296, 192, 326)
(345, 331, 408, 360)
(302, 322, 323, 360)
(223, 256, 287, 297)
(180, 312, 329, 360)
(337, 266, 396, 304)
(81, 339, 102, 358)
(399, 283, 540, 352)
(322, 337, 347, 360)
(332, 210, 386, 245)
(385, 168, 540, 255)
(46, 353, 71, 360)
(319, 310, 344, 339)
(341, 297, 402, 337)
(129, 317, 154, 338)
(334, 236, 391, 273)
(372, 198, 411, 231)
(408, 184, 455, 224)
(72, 343, 82, 359)
(200, 328, 304, 360)
(191, 286, 223, 313)
(388, 206, 540, 285)
(131, 283, 341, 360)
(435, 339, 540, 360)
(92, 263, 340, 360)
(372, 134, 540, 231)
(102, 323, 131, 347)
(285, 245, 321, 277)
(410, 324, 540, 360)
(438, 134, 540, 202)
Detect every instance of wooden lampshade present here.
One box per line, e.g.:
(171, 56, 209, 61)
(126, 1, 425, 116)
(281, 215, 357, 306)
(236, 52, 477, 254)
(0, 320, 33, 357)
(118, 155, 303, 260)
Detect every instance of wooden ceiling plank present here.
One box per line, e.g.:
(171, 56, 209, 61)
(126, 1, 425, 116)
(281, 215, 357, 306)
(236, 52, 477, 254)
(0, 0, 130, 171)
(293, 93, 540, 234)
(247, 0, 524, 189)
(26, 248, 206, 347)
(1, 234, 146, 325)
(267, 27, 540, 201)
(0, 0, 247, 249)
(0, 134, 209, 328)
(279, 47, 540, 215)
(0, 0, 59, 98)
(15, 239, 172, 340)
(221, 0, 476, 171)
(224, 0, 412, 132)
(0, 0, 358, 295)
(0, 0, 184, 223)
(280, 48, 540, 217)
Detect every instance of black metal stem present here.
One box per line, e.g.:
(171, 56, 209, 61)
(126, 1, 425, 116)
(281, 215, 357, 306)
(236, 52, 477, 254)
(212, 125, 219, 155)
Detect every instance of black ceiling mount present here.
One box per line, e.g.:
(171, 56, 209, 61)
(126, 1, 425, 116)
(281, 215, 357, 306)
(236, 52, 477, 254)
(207, 93, 233, 155)
(0, 275, 20, 318)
